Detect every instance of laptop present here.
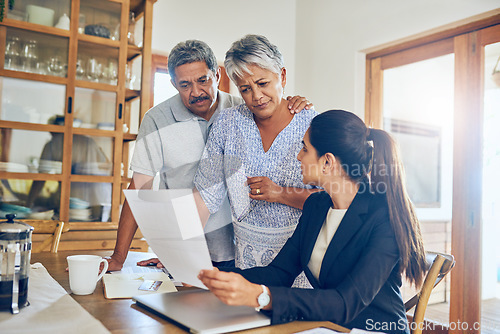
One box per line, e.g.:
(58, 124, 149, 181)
(133, 289, 271, 334)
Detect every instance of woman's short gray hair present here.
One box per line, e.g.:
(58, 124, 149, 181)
(224, 35, 284, 82)
(167, 40, 218, 81)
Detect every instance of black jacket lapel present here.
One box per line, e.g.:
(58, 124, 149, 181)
(301, 192, 332, 267)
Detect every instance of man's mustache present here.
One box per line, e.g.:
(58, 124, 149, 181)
(189, 95, 210, 104)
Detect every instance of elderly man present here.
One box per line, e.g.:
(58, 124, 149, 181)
(107, 40, 310, 271)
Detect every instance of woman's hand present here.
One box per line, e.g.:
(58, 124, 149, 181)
(198, 268, 262, 307)
(286, 95, 313, 114)
(137, 257, 164, 268)
(247, 176, 282, 203)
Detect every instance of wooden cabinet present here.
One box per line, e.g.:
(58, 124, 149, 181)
(0, 0, 155, 251)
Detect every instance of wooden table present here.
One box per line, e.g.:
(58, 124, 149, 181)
(31, 250, 350, 334)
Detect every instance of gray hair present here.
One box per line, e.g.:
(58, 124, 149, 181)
(224, 34, 284, 82)
(167, 40, 218, 81)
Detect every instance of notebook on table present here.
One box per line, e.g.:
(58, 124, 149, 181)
(133, 289, 271, 334)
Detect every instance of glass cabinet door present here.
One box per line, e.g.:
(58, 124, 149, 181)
(77, 42, 119, 85)
(0, 178, 61, 219)
(71, 134, 113, 176)
(0, 129, 59, 173)
(0, 128, 63, 219)
(1, 77, 66, 124)
(70, 181, 112, 222)
(74, 88, 116, 130)
(4, 27, 69, 77)
(77, 0, 121, 86)
(79, 0, 121, 41)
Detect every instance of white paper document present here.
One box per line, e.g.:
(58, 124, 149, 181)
(123, 189, 213, 288)
(103, 272, 177, 299)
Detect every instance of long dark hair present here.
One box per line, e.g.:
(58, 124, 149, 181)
(309, 110, 426, 287)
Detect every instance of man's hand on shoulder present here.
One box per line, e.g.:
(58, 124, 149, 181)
(286, 95, 314, 114)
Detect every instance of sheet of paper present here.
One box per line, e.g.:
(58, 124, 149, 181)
(171, 193, 204, 240)
(113, 265, 164, 274)
(103, 272, 177, 299)
(124, 189, 213, 288)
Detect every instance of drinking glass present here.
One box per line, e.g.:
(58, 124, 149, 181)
(86, 58, 102, 82)
(5, 37, 21, 70)
(21, 40, 39, 73)
(47, 56, 65, 76)
(107, 60, 118, 85)
(76, 58, 85, 79)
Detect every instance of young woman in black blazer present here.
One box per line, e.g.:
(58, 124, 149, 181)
(198, 109, 427, 334)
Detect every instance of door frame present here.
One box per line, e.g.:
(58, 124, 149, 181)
(365, 10, 500, 334)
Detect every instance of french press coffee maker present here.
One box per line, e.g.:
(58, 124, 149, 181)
(0, 214, 33, 313)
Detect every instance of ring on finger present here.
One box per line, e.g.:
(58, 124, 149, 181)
(256, 188, 261, 195)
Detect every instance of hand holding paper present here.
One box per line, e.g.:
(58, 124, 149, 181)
(124, 189, 213, 288)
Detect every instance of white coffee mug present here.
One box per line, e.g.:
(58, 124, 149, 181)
(67, 255, 108, 295)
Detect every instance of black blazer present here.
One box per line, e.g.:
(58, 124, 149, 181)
(228, 190, 410, 334)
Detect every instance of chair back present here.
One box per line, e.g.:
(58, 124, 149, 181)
(22, 220, 69, 253)
(405, 251, 455, 334)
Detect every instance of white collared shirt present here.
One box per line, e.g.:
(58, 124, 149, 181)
(308, 208, 347, 280)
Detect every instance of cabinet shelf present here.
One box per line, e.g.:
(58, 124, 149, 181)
(125, 88, 141, 101)
(0, 120, 64, 133)
(0, 172, 63, 181)
(75, 79, 119, 92)
(1, 19, 71, 38)
(70, 174, 113, 183)
(0, 69, 67, 85)
(78, 33, 121, 48)
(72, 127, 118, 137)
(127, 44, 142, 61)
(123, 133, 137, 142)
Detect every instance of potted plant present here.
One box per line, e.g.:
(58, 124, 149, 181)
(0, 0, 15, 22)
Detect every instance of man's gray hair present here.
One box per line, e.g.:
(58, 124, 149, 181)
(167, 40, 218, 81)
(224, 34, 284, 83)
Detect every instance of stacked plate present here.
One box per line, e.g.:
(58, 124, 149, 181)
(69, 197, 92, 221)
(0, 202, 32, 219)
(38, 160, 62, 174)
(0, 162, 29, 173)
(28, 209, 55, 220)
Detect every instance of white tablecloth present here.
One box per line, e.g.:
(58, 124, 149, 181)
(0, 263, 110, 334)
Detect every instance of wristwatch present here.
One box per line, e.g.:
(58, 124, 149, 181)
(255, 285, 270, 311)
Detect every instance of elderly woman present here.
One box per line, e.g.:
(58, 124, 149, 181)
(194, 35, 317, 287)
(198, 110, 427, 334)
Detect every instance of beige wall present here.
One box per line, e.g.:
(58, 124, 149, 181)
(151, 0, 297, 94)
(151, 0, 500, 115)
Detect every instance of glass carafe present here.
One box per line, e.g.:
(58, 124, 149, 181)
(0, 214, 33, 314)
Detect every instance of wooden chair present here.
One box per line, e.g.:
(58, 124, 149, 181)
(405, 251, 455, 334)
(22, 220, 69, 253)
